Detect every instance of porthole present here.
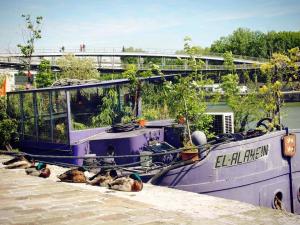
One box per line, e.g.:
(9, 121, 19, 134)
(273, 192, 283, 210)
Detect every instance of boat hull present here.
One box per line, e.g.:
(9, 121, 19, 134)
(154, 129, 300, 214)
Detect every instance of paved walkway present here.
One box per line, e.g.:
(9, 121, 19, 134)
(0, 155, 300, 225)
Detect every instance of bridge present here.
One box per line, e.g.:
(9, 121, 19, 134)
(0, 48, 266, 73)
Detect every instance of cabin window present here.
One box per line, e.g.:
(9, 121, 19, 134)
(70, 85, 132, 130)
(7, 93, 22, 135)
(22, 92, 36, 141)
(70, 87, 104, 130)
(51, 90, 68, 144)
(7, 90, 69, 144)
(142, 82, 170, 120)
(37, 92, 51, 142)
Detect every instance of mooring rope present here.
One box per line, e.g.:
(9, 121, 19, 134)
(0, 142, 211, 160)
(0, 138, 236, 173)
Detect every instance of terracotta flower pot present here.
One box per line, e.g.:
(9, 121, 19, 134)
(178, 116, 186, 124)
(138, 119, 146, 127)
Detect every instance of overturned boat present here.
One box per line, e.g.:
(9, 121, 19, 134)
(6, 77, 300, 214)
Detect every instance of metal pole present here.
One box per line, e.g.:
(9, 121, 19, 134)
(33, 92, 39, 142)
(66, 90, 72, 145)
(49, 91, 54, 143)
(20, 93, 25, 141)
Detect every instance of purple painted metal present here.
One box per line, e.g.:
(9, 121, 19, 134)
(88, 128, 164, 165)
(154, 129, 300, 214)
(69, 127, 107, 144)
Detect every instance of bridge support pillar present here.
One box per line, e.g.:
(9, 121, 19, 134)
(112, 56, 115, 70)
(184, 61, 188, 70)
(137, 56, 141, 69)
(51, 57, 55, 67)
(97, 56, 102, 69)
(161, 57, 166, 66)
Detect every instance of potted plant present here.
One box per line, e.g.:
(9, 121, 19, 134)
(136, 116, 147, 127)
(176, 114, 186, 125)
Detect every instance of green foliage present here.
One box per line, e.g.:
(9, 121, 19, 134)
(72, 121, 87, 130)
(122, 64, 153, 117)
(183, 37, 205, 78)
(121, 46, 144, 64)
(258, 81, 283, 128)
(288, 47, 300, 62)
(221, 74, 263, 132)
(258, 49, 299, 127)
(0, 97, 18, 148)
(223, 51, 236, 73)
(260, 49, 299, 87)
(176, 45, 211, 55)
(164, 76, 213, 138)
(57, 54, 99, 80)
(0, 73, 5, 86)
(35, 59, 55, 88)
(91, 88, 119, 126)
(99, 73, 124, 81)
(211, 28, 300, 58)
(154, 37, 213, 140)
(17, 14, 43, 73)
(142, 82, 170, 120)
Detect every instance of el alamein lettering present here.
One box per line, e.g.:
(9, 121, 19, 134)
(215, 145, 269, 168)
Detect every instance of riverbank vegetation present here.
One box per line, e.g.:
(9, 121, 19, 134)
(211, 28, 300, 59)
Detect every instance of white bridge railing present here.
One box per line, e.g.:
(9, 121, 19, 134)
(0, 47, 268, 63)
(0, 56, 261, 71)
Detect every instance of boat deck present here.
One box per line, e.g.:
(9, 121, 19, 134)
(87, 127, 163, 140)
(0, 155, 299, 224)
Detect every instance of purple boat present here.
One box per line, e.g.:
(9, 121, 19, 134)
(6, 77, 300, 214)
(152, 129, 300, 214)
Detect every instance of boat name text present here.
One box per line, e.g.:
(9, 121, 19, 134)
(215, 144, 269, 168)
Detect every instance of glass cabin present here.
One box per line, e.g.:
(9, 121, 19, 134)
(6, 78, 172, 165)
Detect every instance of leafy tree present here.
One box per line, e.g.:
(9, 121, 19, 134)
(17, 14, 43, 84)
(221, 74, 263, 132)
(164, 76, 213, 140)
(122, 64, 152, 117)
(121, 46, 144, 64)
(223, 51, 236, 73)
(35, 59, 55, 88)
(260, 49, 299, 87)
(183, 36, 205, 79)
(287, 47, 300, 88)
(56, 54, 99, 80)
(162, 37, 213, 141)
(91, 88, 119, 126)
(211, 28, 300, 58)
(176, 46, 211, 55)
(259, 48, 300, 127)
(258, 81, 283, 128)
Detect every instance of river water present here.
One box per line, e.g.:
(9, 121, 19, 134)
(207, 102, 300, 129)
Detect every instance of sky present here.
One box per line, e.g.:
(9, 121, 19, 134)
(0, 0, 299, 52)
